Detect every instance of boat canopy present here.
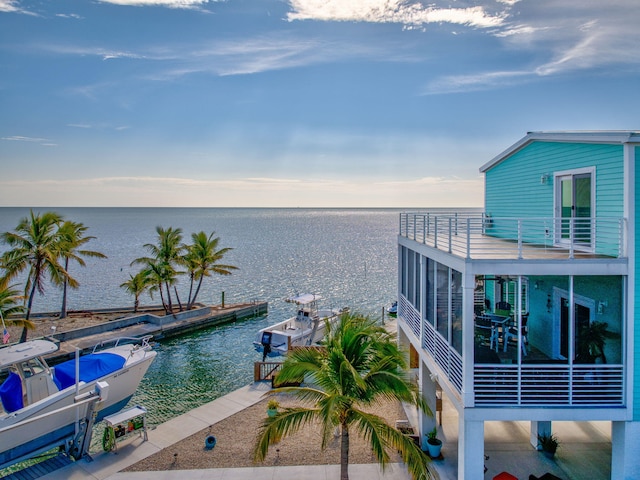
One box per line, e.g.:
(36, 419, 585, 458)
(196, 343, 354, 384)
(285, 293, 321, 305)
(53, 353, 126, 390)
(0, 340, 59, 370)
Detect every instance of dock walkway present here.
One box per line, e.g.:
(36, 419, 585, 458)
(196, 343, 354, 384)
(46, 302, 267, 362)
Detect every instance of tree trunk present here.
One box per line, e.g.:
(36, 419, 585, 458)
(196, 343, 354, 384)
(191, 276, 204, 310)
(21, 280, 38, 343)
(340, 424, 349, 480)
(60, 258, 69, 319)
(186, 274, 195, 310)
(174, 286, 183, 312)
(164, 282, 173, 313)
(134, 296, 139, 313)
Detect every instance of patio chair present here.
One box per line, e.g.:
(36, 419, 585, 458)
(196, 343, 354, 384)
(475, 315, 500, 352)
(503, 314, 528, 355)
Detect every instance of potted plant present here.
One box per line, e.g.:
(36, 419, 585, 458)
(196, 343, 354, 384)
(266, 399, 280, 417)
(425, 427, 442, 458)
(537, 433, 559, 459)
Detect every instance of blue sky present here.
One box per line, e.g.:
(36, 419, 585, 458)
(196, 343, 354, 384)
(1, 0, 639, 208)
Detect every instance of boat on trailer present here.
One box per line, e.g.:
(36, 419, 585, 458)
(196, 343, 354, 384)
(0, 336, 156, 469)
(253, 294, 346, 357)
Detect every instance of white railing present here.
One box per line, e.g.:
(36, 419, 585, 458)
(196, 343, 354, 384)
(399, 298, 463, 394)
(474, 364, 624, 407)
(399, 298, 624, 408)
(399, 212, 626, 259)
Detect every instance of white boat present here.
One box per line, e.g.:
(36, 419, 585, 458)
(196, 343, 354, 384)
(0, 336, 156, 469)
(253, 294, 345, 357)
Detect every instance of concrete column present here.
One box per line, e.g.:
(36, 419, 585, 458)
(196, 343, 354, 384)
(419, 360, 438, 450)
(611, 421, 640, 480)
(458, 413, 484, 480)
(530, 420, 551, 449)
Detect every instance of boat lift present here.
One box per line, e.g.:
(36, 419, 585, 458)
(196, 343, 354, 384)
(0, 379, 109, 470)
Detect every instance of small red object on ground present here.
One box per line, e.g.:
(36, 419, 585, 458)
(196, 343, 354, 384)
(493, 472, 518, 480)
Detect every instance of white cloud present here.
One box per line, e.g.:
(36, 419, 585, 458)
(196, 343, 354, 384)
(425, 1, 640, 94)
(1, 135, 54, 145)
(97, 0, 210, 8)
(0, 0, 37, 15)
(287, 0, 505, 28)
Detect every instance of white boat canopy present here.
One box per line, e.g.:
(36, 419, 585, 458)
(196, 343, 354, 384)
(0, 340, 59, 369)
(285, 293, 321, 305)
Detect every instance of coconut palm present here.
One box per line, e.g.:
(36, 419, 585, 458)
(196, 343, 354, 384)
(0, 210, 68, 342)
(183, 231, 237, 309)
(0, 279, 31, 343)
(132, 226, 184, 313)
(254, 312, 434, 480)
(120, 271, 150, 313)
(57, 220, 107, 318)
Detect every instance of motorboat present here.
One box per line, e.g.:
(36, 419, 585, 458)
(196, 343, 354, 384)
(0, 336, 156, 469)
(253, 294, 346, 357)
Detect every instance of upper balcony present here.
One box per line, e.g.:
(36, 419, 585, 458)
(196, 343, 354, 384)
(399, 211, 627, 260)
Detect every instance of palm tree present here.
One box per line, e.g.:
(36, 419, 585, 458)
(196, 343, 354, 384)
(57, 220, 107, 318)
(183, 231, 237, 309)
(120, 271, 150, 313)
(0, 279, 31, 343)
(0, 210, 68, 342)
(254, 313, 434, 480)
(132, 226, 184, 314)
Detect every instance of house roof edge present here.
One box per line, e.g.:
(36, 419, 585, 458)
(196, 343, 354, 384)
(479, 130, 640, 173)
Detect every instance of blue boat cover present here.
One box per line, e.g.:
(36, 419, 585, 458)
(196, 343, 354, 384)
(53, 353, 126, 391)
(0, 371, 24, 413)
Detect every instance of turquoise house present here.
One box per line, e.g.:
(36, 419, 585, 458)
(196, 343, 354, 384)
(397, 131, 639, 479)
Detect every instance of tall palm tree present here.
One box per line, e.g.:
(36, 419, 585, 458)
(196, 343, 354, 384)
(0, 279, 30, 343)
(183, 231, 237, 309)
(0, 210, 68, 342)
(132, 226, 184, 314)
(254, 313, 434, 480)
(57, 220, 107, 318)
(120, 271, 150, 313)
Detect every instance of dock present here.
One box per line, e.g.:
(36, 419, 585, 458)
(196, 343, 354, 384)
(44, 302, 268, 363)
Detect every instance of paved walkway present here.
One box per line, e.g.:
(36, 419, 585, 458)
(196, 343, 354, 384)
(41, 381, 410, 480)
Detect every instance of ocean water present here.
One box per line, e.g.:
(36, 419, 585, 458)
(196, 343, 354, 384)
(0, 208, 402, 430)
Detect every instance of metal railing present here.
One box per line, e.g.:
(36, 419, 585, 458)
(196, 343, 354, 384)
(399, 298, 624, 407)
(474, 364, 624, 407)
(399, 212, 626, 259)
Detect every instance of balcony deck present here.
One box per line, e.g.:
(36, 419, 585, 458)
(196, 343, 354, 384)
(399, 211, 626, 260)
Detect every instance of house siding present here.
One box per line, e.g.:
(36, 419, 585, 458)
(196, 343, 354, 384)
(485, 142, 624, 219)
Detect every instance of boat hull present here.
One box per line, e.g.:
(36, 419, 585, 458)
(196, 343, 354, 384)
(0, 350, 155, 468)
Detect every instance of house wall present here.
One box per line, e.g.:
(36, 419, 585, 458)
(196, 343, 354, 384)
(485, 142, 624, 219)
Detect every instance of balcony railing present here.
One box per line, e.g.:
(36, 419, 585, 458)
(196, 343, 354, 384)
(474, 364, 624, 407)
(398, 298, 625, 408)
(399, 211, 626, 259)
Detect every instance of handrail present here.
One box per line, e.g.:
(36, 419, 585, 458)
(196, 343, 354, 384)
(399, 212, 626, 259)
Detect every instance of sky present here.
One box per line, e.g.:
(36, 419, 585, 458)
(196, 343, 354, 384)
(1, 0, 639, 208)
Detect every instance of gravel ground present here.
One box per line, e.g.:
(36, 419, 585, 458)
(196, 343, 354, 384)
(125, 395, 410, 471)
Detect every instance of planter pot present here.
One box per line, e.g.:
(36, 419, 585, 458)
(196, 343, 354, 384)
(542, 450, 555, 459)
(267, 408, 278, 417)
(426, 439, 442, 458)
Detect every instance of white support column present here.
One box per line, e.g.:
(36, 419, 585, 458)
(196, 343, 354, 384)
(611, 421, 640, 480)
(419, 360, 438, 451)
(462, 271, 476, 406)
(530, 421, 551, 449)
(458, 413, 484, 480)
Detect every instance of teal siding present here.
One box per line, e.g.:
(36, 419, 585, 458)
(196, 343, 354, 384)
(484, 142, 624, 255)
(485, 142, 624, 218)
